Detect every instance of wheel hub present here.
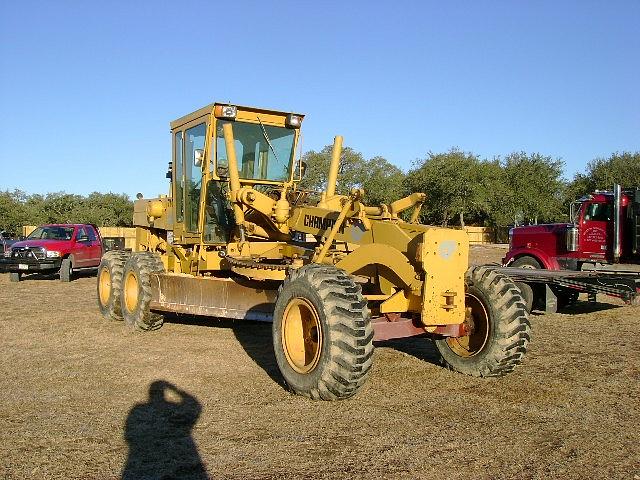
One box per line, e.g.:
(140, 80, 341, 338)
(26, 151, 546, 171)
(281, 298, 323, 374)
(124, 271, 139, 313)
(445, 293, 489, 357)
(98, 268, 111, 306)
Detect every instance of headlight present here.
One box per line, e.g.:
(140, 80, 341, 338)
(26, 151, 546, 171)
(214, 104, 237, 120)
(3, 250, 11, 258)
(286, 113, 303, 128)
(46, 250, 61, 258)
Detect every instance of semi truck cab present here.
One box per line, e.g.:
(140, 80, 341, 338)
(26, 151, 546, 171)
(504, 185, 640, 271)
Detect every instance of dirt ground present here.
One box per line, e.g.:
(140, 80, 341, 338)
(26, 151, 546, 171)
(1, 244, 639, 480)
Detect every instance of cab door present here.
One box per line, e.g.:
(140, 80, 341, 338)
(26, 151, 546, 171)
(85, 226, 103, 265)
(172, 120, 207, 244)
(579, 201, 612, 260)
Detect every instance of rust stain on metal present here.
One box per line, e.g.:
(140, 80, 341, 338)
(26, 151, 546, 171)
(150, 273, 277, 321)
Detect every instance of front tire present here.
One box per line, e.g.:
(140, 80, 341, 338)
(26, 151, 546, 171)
(434, 266, 531, 377)
(97, 250, 130, 321)
(60, 257, 74, 282)
(511, 255, 543, 312)
(121, 252, 165, 331)
(273, 264, 374, 400)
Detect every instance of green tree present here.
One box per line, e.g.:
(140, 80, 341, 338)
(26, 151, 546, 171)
(0, 190, 134, 230)
(300, 146, 405, 205)
(0, 190, 29, 235)
(566, 151, 640, 199)
(486, 152, 565, 226)
(404, 149, 485, 227)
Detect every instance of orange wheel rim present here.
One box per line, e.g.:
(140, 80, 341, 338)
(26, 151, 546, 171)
(282, 298, 323, 374)
(446, 293, 489, 357)
(98, 268, 111, 306)
(124, 271, 139, 313)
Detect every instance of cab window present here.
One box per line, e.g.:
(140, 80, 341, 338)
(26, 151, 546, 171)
(175, 132, 184, 223)
(215, 120, 295, 182)
(583, 202, 612, 222)
(184, 123, 206, 232)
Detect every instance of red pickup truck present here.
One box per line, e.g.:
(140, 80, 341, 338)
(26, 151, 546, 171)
(0, 224, 104, 282)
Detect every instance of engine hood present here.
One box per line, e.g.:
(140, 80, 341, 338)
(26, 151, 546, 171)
(10, 239, 74, 251)
(512, 223, 573, 235)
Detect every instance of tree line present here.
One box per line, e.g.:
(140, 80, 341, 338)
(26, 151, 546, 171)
(300, 148, 640, 228)
(0, 191, 133, 235)
(1, 150, 638, 235)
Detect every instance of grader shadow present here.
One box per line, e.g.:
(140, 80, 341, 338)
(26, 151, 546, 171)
(374, 335, 442, 366)
(164, 313, 448, 381)
(163, 314, 286, 389)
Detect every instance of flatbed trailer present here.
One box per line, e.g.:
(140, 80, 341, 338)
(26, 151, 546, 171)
(492, 266, 640, 313)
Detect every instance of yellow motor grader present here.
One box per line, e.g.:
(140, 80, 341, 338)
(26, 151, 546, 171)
(97, 103, 530, 400)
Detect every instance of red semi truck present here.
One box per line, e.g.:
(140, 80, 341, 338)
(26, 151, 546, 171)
(501, 185, 640, 311)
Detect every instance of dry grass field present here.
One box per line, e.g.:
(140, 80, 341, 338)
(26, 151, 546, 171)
(1, 245, 639, 479)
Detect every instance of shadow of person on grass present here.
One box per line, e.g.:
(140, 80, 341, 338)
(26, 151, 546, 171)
(122, 380, 209, 480)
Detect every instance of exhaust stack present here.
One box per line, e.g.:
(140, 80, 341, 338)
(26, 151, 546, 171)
(613, 184, 622, 263)
(325, 135, 343, 198)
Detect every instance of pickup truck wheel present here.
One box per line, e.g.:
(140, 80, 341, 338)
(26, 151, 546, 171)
(434, 266, 531, 377)
(9, 272, 21, 282)
(273, 264, 374, 400)
(60, 257, 74, 282)
(510, 256, 543, 312)
(97, 251, 130, 321)
(121, 252, 165, 331)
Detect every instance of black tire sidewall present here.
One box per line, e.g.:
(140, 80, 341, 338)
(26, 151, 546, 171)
(273, 279, 332, 393)
(437, 284, 498, 374)
(511, 256, 542, 269)
(435, 268, 530, 377)
(122, 260, 144, 328)
(60, 256, 73, 282)
(97, 252, 128, 321)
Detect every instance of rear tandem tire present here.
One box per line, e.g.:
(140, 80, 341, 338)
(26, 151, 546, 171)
(97, 250, 131, 321)
(121, 252, 165, 331)
(272, 264, 374, 400)
(434, 266, 531, 377)
(9, 272, 21, 282)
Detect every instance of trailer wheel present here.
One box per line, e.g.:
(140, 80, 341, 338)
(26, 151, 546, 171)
(434, 266, 531, 377)
(121, 252, 165, 331)
(97, 250, 130, 321)
(60, 256, 74, 282)
(553, 286, 580, 309)
(273, 264, 374, 400)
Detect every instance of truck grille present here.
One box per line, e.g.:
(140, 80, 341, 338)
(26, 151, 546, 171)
(11, 247, 46, 260)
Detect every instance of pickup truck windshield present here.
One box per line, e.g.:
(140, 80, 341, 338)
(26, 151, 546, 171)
(216, 120, 295, 182)
(27, 226, 75, 240)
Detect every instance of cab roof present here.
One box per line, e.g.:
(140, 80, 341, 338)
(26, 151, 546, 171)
(170, 102, 305, 130)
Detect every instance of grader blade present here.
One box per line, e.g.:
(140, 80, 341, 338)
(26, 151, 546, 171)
(149, 273, 277, 321)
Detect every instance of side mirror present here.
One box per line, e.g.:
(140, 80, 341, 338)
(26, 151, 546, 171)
(193, 149, 204, 167)
(298, 160, 307, 180)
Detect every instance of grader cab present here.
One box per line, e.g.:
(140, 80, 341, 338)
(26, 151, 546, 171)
(97, 102, 530, 400)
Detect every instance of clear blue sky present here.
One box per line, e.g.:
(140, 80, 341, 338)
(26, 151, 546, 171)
(1, 0, 638, 199)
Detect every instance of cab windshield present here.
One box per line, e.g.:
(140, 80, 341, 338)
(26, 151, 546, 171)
(216, 120, 295, 182)
(569, 201, 582, 223)
(27, 226, 75, 240)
